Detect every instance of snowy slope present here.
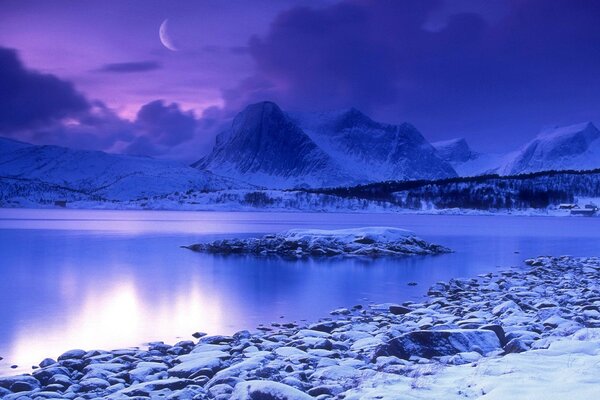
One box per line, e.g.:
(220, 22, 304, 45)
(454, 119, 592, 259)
(499, 122, 600, 175)
(0, 137, 32, 155)
(293, 108, 457, 182)
(195, 102, 457, 188)
(432, 138, 505, 176)
(194, 102, 354, 188)
(0, 139, 245, 201)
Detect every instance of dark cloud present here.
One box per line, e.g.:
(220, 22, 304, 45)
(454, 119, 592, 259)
(0, 47, 90, 133)
(134, 100, 197, 146)
(124, 100, 223, 159)
(0, 47, 213, 160)
(225, 0, 600, 149)
(97, 61, 161, 73)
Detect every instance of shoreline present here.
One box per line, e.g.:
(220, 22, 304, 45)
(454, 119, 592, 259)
(0, 203, 589, 218)
(1, 255, 598, 399)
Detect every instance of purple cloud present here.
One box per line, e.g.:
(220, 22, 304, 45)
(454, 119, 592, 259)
(97, 61, 161, 74)
(0, 47, 216, 160)
(224, 0, 600, 150)
(0, 47, 89, 133)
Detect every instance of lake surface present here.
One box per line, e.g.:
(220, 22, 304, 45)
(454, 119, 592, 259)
(1, 208, 599, 374)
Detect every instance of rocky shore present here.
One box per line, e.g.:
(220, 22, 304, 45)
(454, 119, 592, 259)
(1, 256, 599, 399)
(184, 227, 451, 257)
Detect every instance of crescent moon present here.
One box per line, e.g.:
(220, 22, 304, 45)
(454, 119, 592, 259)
(159, 19, 178, 51)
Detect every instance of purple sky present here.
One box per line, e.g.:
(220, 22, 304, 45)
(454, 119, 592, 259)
(1, 0, 600, 161)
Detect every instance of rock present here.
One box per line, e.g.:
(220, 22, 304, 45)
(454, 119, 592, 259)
(372, 329, 501, 360)
(492, 300, 522, 316)
(389, 305, 412, 315)
(504, 338, 530, 354)
(307, 384, 344, 396)
(168, 353, 226, 378)
(0, 375, 40, 390)
(39, 358, 56, 368)
(129, 361, 168, 382)
(231, 380, 313, 400)
(187, 227, 451, 258)
(32, 366, 71, 385)
(308, 321, 342, 333)
(79, 377, 110, 391)
(9, 381, 36, 393)
(480, 324, 508, 346)
(118, 378, 195, 396)
(57, 349, 87, 361)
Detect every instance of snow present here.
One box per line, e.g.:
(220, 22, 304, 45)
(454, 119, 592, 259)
(283, 227, 414, 243)
(499, 122, 600, 175)
(344, 329, 600, 400)
(432, 137, 509, 176)
(0, 140, 245, 201)
(196, 102, 456, 188)
(231, 380, 313, 400)
(186, 226, 450, 257)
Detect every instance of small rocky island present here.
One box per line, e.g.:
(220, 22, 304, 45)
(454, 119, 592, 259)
(184, 227, 451, 257)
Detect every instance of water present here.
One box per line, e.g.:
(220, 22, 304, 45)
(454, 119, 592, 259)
(0, 208, 599, 373)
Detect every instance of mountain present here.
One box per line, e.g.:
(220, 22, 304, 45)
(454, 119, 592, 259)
(294, 108, 457, 182)
(0, 136, 32, 154)
(432, 138, 505, 177)
(193, 101, 350, 188)
(498, 122, 600, 175)
(0, 139, 244, 201)
(196, 102, 457, 188)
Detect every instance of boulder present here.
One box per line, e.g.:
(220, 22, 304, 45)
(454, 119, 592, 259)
(57, 349, 87, 361)
(389, 305, 412, 315)
(372, 329, 501, 360)
(0, 375, 40, 390)
(231, 380, 313, 400)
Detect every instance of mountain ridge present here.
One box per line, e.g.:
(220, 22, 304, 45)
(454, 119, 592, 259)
(196, 101, 458, 188)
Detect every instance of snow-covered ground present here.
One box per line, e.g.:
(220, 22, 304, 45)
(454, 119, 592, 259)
(3, 185, 599, 217)
(346, 329, 600, 399)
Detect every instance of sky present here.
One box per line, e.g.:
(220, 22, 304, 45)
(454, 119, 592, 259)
(1, 0, 600, 161)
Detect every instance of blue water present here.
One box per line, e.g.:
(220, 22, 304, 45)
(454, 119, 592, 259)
(0, 208, 599, 373)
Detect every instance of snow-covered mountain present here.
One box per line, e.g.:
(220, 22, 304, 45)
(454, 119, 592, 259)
(432, 138, 506, 177)
(196, 102, 457, 188)
(294, 108, 457, 182)
(498, 122, 600, 175)
(0, 139, 244, 201)
(193, 102, 351, 188)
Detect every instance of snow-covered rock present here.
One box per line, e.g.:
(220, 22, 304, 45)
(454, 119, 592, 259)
(185, 227, 451, 257)
(230, 380, 313, 400)
(372, 329, 501, 360)
(499, 122, 600, 175)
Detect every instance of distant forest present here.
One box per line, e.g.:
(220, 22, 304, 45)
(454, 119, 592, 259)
(306, 169, 600, 210)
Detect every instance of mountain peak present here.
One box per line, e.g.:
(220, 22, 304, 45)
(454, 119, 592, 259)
(432, 138, 473, 163)
(500, 121, 600, 175)
(333, 107, 379, 131)
(194, 101, 346, 187)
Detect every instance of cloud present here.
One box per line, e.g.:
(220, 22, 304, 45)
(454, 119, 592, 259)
(124, 100, 206, 157)
(0, 47, 90, 133)
(0, 47, 215, 161)
(223, 0, 600, 146)
(97, 61, 162, 73)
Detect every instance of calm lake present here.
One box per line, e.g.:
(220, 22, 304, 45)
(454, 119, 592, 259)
(0, 208, 599, 374)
